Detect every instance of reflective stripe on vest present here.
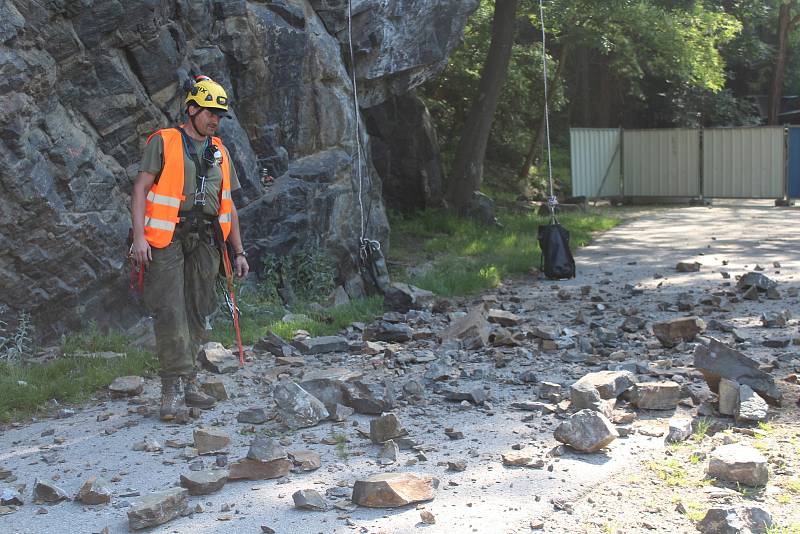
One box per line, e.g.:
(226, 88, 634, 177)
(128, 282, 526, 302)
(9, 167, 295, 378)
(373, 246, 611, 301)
(143, 129, 233, 248)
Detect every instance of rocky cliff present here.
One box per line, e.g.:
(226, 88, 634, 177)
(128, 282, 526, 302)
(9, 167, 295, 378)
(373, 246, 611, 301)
(0, 0, 476, 340)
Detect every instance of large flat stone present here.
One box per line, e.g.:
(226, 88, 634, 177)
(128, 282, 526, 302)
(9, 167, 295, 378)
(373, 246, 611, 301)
(227, 458, 292, 480)
(292, 336, 349, 355)
(572, 370, 635, 400)
(127, 488, 188, 530)
(694, 338, 782, 405)
(697, 506, 773, 534)
(193, 427, 231, 455)
(198, 342, 239, 373)
(351, 473, 438, 508)
(631, 381, 681, 410)
(707, 444, 769, 487)
(179, 469, 228, 495)
(108, 375, 144, 397)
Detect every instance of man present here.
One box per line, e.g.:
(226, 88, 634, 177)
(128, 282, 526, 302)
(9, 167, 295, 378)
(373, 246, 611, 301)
(130, 75, 249, 420)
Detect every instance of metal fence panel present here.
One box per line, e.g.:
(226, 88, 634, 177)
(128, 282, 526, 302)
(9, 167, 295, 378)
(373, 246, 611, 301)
(790, 128, 800, 199)
(703, 127, 785, 199)
(569, 128, 621, 198)
(623, 129, 700, 197)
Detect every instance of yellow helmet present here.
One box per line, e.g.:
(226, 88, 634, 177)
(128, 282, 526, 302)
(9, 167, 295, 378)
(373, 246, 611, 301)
(185, 75, 229, 111)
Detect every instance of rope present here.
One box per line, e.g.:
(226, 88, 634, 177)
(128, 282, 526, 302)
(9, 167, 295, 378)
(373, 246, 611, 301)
(539, 0, 557, 218)
(347, 0, 367, 241)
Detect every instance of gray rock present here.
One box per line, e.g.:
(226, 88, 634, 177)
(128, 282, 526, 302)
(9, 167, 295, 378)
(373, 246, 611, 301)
(572, 371, 636, 400)
(227, 458, 292, 481)
(383, 282, 436, 313)
(424, 355, 458, 382)
(299, 368, 361, 412)
(198, 342, 239, 374)
(1, 488, 22, 506)
(737, 272, 778, 292)
(292, 336, 349, 355)
(694, 338, 782, 405)
(487, 309, 521, 327)
(735, 385, 768, 423)
(292, 489, 328, 511)
(718, 378, 740, 416)
(363, 321, 413, 343)
(74, 476, 112, 505)
(254, 332, 295, 358)
(370, 413, 407, 444)
(696, 506, 773, 534)
(653, 317, 706, 347)
(200, 378, 229, 401)
(554, 409, 619, 452)
(379, 440, 400, 464)
(348, 380, 396, 415)
(444, 387, 487, 405)
(247, 436, 287, 463)
(707, 444, 769, 487)
(351, 473, 439, 508)
(32, 479, 68, 503)
(330, 403, 354, 422)
(666, 417, 693, 443)
(179, 470, 228, 496)
(539, 382, 562, 402)
(631, 381, 681, 410)
(760, 310, 789, 328)
(273, 378, 329, 428)
(288, 451, 321, 472)
(193, 428, 231, 455)
(127, 488, 188, 530)
(676, 261, 701, 272)
(108, 376, 144, 397)
(439, 304, 491, 349)
(237, 407, 269, 424)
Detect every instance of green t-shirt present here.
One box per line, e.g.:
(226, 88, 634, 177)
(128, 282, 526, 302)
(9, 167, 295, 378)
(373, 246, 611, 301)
(138, 129, 241, 217)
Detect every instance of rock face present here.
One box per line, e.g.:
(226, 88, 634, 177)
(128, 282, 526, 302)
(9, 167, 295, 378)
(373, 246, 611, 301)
(707, 444, 769, 487)
(351, 473, 438, 508)
(0, 0, 475, 339)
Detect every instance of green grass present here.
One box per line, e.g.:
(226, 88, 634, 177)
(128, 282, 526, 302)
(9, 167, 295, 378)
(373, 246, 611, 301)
(0, 327, 156, 421)
(389, 208, 620, 296)
(211, 295, 384, 346)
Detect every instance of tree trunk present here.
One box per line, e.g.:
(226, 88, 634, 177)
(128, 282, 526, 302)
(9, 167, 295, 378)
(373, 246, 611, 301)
(518, 45, 568, 180)
(445, 0, 518, 213)
(768, 2, 800, 125)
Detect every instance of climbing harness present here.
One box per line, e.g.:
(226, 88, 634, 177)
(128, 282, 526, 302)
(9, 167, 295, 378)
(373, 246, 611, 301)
(347, 0, 391, 294)
(536, 0, 575, 280)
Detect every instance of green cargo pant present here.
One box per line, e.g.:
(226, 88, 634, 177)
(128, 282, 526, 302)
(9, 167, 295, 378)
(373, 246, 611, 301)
(143, 226, 220, 379)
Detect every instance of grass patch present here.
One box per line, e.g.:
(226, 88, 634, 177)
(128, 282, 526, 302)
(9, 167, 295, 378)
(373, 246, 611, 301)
(389, 208, 620, 296)
(211, 295, 384, 346)
(0, 326, 156, 422)
(647, 458, 693, 487)
(692, 417, 713, 442)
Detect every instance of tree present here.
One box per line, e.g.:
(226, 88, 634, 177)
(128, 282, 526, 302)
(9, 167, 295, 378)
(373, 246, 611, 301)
(768, 1, 800, 124)
(445, 0, 518, 214)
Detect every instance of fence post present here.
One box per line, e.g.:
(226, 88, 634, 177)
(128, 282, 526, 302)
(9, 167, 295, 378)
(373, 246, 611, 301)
(691, 128, 706, 206)
(776, 126, 791, 206)
(618, 126, 625, 205)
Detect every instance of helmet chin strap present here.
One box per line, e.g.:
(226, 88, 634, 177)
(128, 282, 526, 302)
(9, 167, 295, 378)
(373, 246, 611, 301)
(188, 108, 207, 139)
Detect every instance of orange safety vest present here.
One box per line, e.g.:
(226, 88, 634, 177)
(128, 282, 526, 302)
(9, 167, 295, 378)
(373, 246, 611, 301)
(143, 128, 233, 248)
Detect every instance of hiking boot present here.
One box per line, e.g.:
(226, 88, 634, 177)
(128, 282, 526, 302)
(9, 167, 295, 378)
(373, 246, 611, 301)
(159, 378, 181, 420)
(183, 376, 217, 409)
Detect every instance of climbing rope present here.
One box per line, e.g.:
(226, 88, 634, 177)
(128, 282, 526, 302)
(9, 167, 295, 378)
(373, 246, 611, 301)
(539, 0, 558, 219)
(347, 0, 386, 285)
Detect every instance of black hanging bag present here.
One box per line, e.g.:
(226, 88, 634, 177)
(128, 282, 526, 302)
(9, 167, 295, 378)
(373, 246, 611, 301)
(537, 218, 576, 280)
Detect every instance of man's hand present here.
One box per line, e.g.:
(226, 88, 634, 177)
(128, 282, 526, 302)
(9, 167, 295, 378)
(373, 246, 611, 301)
(234, 255, 249, 279)
(131, 235, 152, 267)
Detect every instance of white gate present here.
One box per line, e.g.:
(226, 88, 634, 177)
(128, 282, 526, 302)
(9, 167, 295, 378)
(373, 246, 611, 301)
(623, 129, 701, 197)
(569, 128, 621, 198)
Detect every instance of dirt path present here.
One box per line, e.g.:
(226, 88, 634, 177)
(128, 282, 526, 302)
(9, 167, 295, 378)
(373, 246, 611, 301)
(1, 202, 798, 534)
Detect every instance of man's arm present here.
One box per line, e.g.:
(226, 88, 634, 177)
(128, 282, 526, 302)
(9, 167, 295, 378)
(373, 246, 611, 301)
(228, 202, 249, 278)
(131, 171, 157, 266)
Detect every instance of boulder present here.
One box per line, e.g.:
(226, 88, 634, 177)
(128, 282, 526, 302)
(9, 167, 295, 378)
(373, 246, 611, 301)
(652, 317, 705, 348)
(718, 378, 739, 416)
(666, 417, 693, 443)
(288, 451, 322, 472)
(439, 304, 491, 349)
(737, 272, 778, 292)
(292, 489, 328, 511)
(108, 376, 144, 397)
(631, 381, 681, 410)
(237, 407, 269, 425)
(198, 342, 239, 374)
(228, 458, 292, 481)
(363, 321, 413, 343)
(351, 473, 438, 508)
(254, 332, 295, 358)
(735, 385, 768, 423)
(193, 428, 230, 455)
(347, 380, 396, 415)
(247, 436, 287, 463)
(370, 413, 408, 444)
(487, 309, 521, 327)
(273, 378, 329, 429)
(383, 282, 436, 313)
(697, 506, 773, 534)
(299, 368, 361, 412)
(572, 371, 636, 400)
(292, 336, 349, 355)
(554, 409, 619, 452)
(179, 470, 228, 496)
(32, 479, 68, 503)
(127, 488, 188, 530)
(200, 378, 229, 401)
(707, 444, 769, 487)
(694, 338, 782, 405)
(74, 476, 112, 505)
